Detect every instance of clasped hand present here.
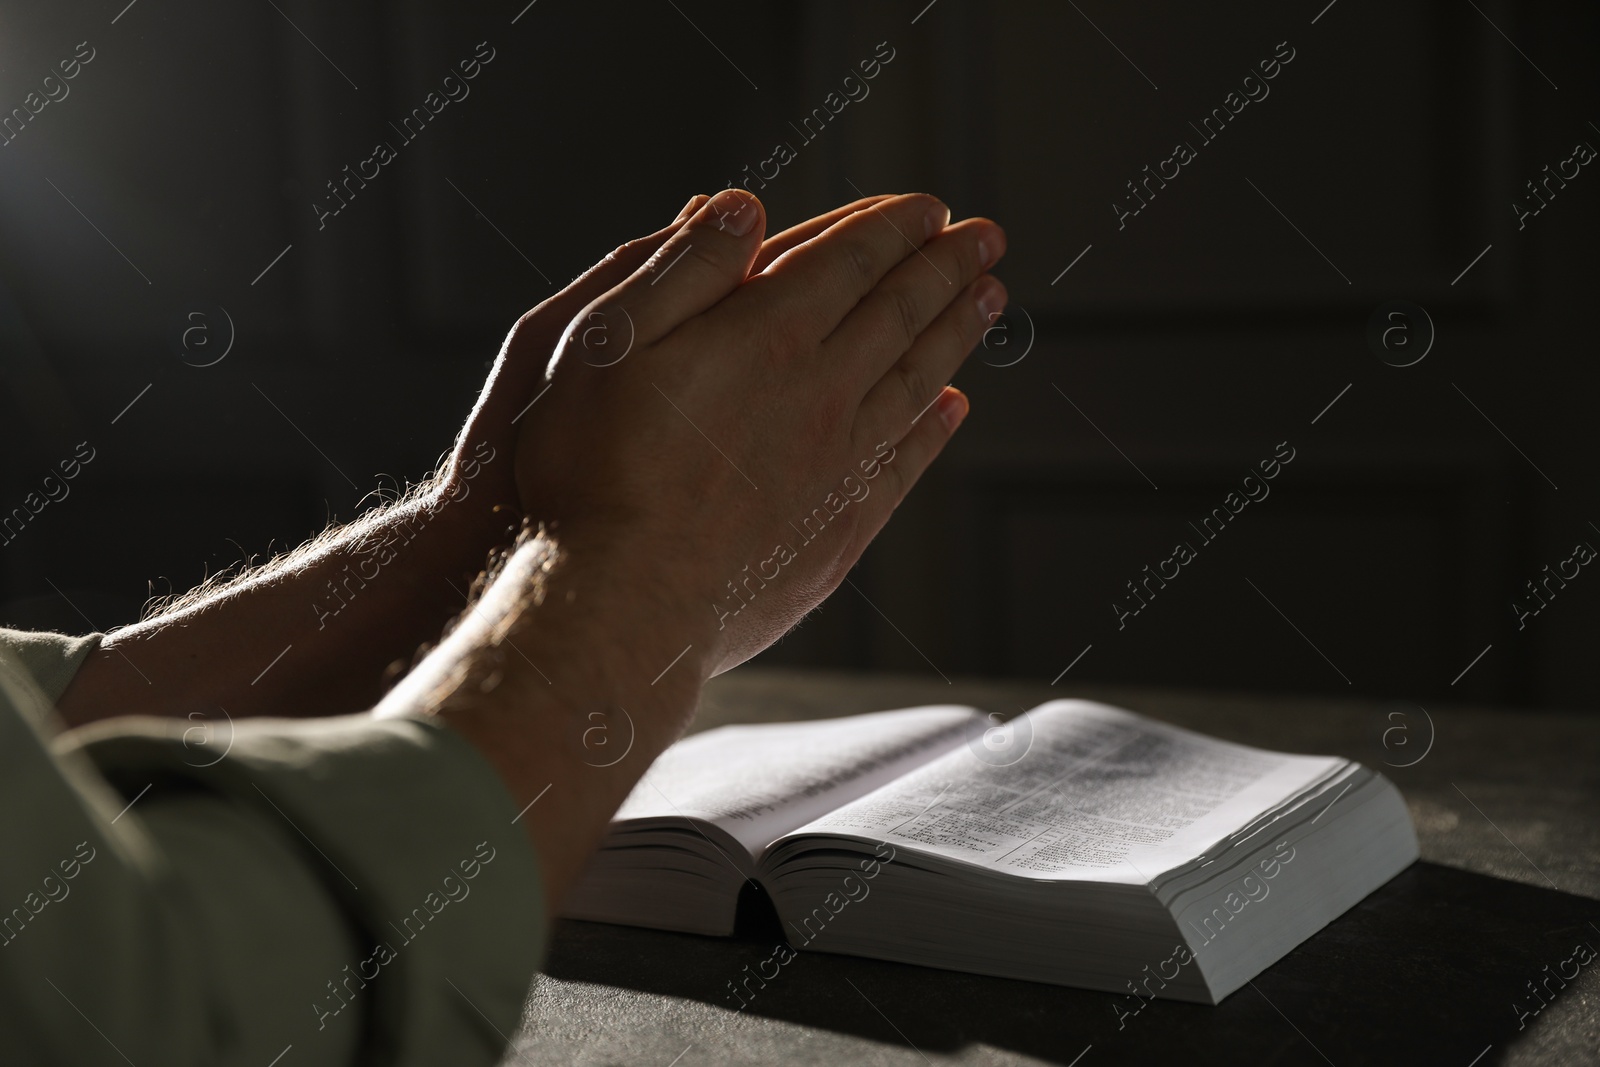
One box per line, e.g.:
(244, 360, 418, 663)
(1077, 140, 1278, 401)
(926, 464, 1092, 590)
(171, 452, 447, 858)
(455, 189, 1006, 678)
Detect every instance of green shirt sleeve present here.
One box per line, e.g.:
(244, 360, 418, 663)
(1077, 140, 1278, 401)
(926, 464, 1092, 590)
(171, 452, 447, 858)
(0, 628, 545, 1066)
(0, 626, 98, 706)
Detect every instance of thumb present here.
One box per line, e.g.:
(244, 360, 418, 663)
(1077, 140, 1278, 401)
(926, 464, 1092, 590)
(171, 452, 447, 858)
(466, 195, 710, 431)
(592, 188, 766, 349)
(520, 193, 710, 350)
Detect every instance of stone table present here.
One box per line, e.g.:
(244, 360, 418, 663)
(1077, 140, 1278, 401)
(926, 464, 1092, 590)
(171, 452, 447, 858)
(516, 668, 1600, 1066)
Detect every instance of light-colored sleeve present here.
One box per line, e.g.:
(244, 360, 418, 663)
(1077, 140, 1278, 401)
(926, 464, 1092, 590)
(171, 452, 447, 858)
(0, 628, 545, 1066)
(0, 625, 98, 707)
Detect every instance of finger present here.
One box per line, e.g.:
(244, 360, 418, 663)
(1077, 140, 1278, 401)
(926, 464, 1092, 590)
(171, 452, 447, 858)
(588, 188, 767, 349)
(825, 217, 1004, 394)
(724, 193, 949, 346)
(853, 386, 969, 547)
(753, 194, 895, 274)
(474, 199, 703, 427)
(673, 193, 712, 225)
(546, 195, 707, 321)
(853, 273, 1004, 448)
(510, 195, 704, 350)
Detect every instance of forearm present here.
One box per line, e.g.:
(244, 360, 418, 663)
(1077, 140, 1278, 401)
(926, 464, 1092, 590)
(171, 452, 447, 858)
(58, 456, 514, 726)
(376, 525, 709, 911)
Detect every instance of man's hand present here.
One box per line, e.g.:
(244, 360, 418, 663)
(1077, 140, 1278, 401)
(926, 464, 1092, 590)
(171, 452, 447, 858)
(400, 188, 1006, 907)
(514, 188, 1006, 676)
(436, 194, 710, 530)
(54, 194, 908, 728)
(437, 193, 901, 532)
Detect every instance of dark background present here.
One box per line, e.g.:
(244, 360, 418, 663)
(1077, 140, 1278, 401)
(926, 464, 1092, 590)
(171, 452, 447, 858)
(0, 0, 1594, 709)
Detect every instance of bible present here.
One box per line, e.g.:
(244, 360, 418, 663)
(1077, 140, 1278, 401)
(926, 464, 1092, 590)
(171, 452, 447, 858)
(565, 700, 1418, 1004)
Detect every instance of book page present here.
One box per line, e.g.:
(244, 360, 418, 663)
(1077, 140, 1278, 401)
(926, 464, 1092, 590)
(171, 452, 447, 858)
(616, 706, 980, 855)
(783, 700, 1343, 883)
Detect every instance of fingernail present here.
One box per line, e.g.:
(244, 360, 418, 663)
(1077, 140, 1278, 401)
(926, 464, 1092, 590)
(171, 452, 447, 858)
(925, 201, 951, 240)
(976, 226, 1003, 269)
(704, 189, 758, 236)
(975, 276, 1007, 320)
(937, 388, 969, 431)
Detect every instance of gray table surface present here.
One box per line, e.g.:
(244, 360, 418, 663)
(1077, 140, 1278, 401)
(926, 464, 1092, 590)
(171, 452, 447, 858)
(514, 668, 1600, 1066)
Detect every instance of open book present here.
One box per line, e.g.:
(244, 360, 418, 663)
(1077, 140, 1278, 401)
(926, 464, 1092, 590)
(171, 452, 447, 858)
(566, 701, 1418, 1004)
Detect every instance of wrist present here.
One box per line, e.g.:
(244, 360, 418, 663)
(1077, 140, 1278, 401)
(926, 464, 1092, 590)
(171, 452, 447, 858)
(386, 524, 713, 732)
(505, 526, 717, 706)
(431, 436, 520, 545)
(391, 527, 714, 906)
